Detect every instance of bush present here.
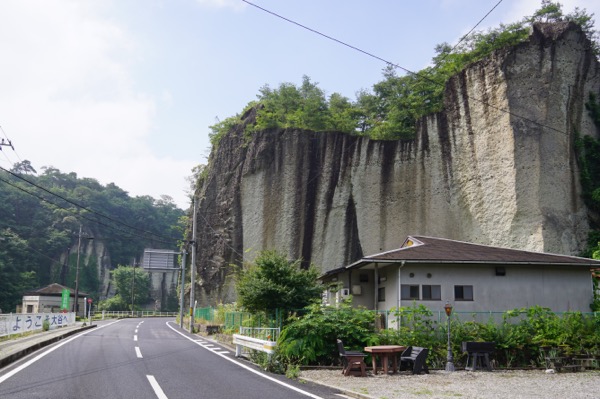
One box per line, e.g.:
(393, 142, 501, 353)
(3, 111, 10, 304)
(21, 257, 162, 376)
(277, 299, 378, 366)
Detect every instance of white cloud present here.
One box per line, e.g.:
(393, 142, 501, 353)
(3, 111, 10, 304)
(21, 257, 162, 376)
(0, 0, 193, 208)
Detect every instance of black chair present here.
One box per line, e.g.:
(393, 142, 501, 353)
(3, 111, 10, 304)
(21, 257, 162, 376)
(400, 346, 430, 374)
(336, 339, 367, 377)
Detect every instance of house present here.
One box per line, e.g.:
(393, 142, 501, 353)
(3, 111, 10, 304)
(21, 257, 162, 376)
(320, 236, 600, 316)
(22, 283, 89, 315)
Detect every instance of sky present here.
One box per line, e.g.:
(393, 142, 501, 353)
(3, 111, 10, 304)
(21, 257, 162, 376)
(0, 0, 598, 210)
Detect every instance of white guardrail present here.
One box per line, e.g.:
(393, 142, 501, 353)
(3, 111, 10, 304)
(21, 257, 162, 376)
(0, 312, 76, 338)
(232, 334, 277, 357)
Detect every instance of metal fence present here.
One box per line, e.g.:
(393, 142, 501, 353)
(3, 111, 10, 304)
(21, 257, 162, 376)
(95, 311, 178, 319)
(193, 306, 600, 332)
(380, 309, 600, 329)
(239, 326, 281, 341)
(194, 307, 282, 331)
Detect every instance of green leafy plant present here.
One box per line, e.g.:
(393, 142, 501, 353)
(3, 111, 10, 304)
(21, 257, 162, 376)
(207, 1, 599, 147)
(236, 250, 322, 318)
(277, 299, 378, 366)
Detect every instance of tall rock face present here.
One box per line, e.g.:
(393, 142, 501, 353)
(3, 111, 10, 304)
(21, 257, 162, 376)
(193, 22, 600, 306)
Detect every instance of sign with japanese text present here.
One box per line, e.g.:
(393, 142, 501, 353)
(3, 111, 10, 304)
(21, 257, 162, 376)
(0, 312, 76, 337)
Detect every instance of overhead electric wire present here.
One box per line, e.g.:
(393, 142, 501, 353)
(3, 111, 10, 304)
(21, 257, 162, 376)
(433, 0, 504, 67)
(0, 165, 182, 244)
(0, 125, 23, 163)
(0, 172, 179, 246)
(241, 0, 572, 138)
(184, 1, 513, 261)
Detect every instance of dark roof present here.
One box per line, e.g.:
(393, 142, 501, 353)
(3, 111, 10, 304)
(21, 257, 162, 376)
(350, 236, 600, 268)
(24, 283, 89, 297)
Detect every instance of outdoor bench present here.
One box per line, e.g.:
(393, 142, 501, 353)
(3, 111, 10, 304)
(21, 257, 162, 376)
(462, 341, 495, 371)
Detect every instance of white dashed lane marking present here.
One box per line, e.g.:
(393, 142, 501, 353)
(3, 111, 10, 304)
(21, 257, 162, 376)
(135, 346, 143, 358)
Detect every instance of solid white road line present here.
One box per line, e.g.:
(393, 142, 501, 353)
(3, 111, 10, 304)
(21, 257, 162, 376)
(165, 322, 325, 399)
(135, 346, 143, 358)
(147, 375, 168, 399)
(0, 320, 122, 384)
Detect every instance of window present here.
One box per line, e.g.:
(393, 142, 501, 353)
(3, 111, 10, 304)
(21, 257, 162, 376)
(401, 284, 419, 300)
(454, 285, 474, 301)
(378, 287, 386, 302)
(422, 285, 441, 300)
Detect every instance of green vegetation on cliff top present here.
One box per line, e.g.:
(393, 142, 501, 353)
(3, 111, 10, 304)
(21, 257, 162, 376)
(209, 1, 598, 146)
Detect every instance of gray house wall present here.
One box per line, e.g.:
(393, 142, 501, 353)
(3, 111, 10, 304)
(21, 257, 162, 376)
(323, 262, 593, 314)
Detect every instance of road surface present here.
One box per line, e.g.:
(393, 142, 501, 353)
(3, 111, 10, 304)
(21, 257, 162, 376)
(0, 318, 345, 399)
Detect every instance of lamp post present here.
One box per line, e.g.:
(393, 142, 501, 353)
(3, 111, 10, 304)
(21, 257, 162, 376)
(131, 263, 137, 317)
(444, 301, 455, 372)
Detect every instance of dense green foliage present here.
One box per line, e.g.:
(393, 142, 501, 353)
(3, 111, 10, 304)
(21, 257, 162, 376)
(0, 163, 184, 312)
(209, 1, 599, 144)
(97, 265, 151, 311)
(277, 300, 378, 365)
(275, 303, 600, 370)
(236, 250, 322, 316)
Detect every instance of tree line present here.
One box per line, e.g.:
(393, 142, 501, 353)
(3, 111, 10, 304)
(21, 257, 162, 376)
(0, 161, 185, 313)
(209, 1, 599, 146)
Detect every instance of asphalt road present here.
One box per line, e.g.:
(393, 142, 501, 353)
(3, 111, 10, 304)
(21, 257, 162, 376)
(0, 318, 344, 399)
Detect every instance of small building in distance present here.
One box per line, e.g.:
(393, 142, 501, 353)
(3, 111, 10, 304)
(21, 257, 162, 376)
(22, 283, 88, 314)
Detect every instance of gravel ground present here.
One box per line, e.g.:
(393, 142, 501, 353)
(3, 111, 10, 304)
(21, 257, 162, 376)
(299, 369, 600, 399)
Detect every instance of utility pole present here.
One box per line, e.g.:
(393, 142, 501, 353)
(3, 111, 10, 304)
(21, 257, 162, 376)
(131, 262, 137, 317)
(0, 138, 14, 151)
(74, 225, 82, 316)
(179, 249, 187, 329)
(189, 199, 197, 333)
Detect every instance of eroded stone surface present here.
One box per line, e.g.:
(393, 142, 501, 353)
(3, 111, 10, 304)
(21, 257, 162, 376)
(192, 22, 600, 305)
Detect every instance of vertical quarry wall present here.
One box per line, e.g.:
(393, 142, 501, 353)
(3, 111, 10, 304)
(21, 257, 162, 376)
(193, 22, 600, 306)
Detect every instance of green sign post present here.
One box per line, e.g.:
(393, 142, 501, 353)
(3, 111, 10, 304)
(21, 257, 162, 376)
(61, 289, 70, 312)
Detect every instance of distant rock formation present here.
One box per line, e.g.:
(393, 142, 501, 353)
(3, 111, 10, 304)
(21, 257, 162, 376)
(191, 22, 600, 306)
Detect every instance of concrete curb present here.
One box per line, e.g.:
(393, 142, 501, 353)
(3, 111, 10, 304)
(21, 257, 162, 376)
(0, 324, 97, 369)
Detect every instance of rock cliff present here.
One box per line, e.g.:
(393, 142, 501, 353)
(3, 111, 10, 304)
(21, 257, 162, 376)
(192, 22, 600, 306)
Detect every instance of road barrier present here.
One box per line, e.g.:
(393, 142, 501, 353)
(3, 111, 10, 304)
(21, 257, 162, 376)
(232, 334, 277, 358)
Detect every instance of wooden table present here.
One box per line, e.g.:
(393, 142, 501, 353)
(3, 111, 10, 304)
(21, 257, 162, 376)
(364, 345, 406, 374)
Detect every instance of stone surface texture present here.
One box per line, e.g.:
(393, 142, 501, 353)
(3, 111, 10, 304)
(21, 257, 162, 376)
(192, 22, 600, 305)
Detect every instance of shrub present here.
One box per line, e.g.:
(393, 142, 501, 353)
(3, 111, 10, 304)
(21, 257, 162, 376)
(277, 299, 378, 365)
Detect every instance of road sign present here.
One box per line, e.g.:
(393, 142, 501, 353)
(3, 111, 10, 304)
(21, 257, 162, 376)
(87, 298, 92, 304)
(142, 249, 179, 271)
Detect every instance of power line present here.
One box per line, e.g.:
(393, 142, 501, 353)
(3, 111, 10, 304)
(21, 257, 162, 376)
(0, 166, 182, 244)
(241, 0, 572, 138)
(0, 174, 148, 243)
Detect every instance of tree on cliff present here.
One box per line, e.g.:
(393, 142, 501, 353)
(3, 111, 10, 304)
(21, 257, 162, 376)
(236, 250, 322, 316)
(208, 1, 599, 145)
